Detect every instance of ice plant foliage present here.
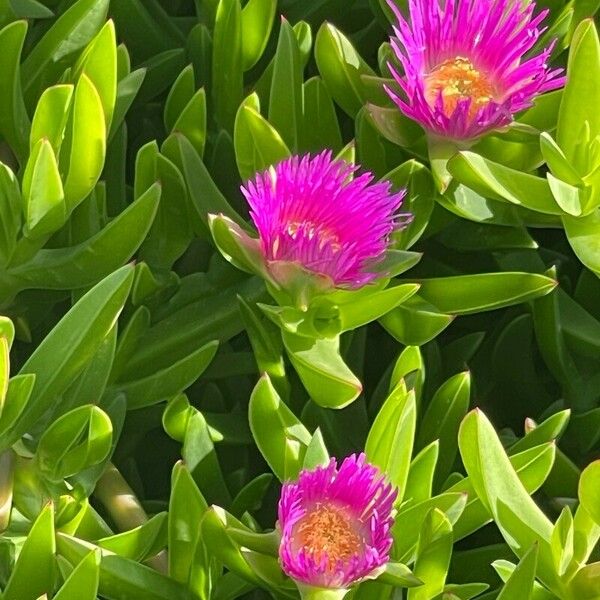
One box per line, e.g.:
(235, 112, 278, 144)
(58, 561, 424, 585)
(278, 454, 397, 590)
(241, 152, 408, 290)
(385, 0, 565, 140)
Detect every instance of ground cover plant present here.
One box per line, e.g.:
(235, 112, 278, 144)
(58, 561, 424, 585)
(0, 0, 600, 598)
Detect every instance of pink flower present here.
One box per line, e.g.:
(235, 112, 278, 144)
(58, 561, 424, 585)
(241, 152, 408, 290)
(278, 453, 397, 589)
(385, 0, 565, 141)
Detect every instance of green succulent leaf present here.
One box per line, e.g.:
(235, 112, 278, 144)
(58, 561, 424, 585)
(36, 404, 113, 481)
(557, 19, 600, 171)
(315, 23, 378, 117)
(54, 548, 100, 600)
(0, 20, 30, 162)
(235, 95, 291, 181)
(3, 503, 55, 600)
(365, 380, 416, 502)
(21, 0, 110, 106)
(241, 0, 277, 71)
(282, 331, 363, 409)
(416, 273, 558, 315)
(579, 461, 600, 526)
(249, 374, 312, 481)
(11, 265, 134, 444)
(496, 544, 539, 600)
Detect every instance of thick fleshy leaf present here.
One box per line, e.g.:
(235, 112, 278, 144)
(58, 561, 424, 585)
(269, 18, 303, 151)
(416, 273, 557, 315)
(108, 340, 218, 409)
(165, 133, 247, 230)
(568, 562, 600, 599)
(579, 461, 600, 526)
(212, 0, 243, 130)
(164, 65, 195, 132)
(408, 509, 453, 600)
(11, 266, 134, 443)
(392, 493, 467, 564)
(302, 428, 330, 471)
(168, 462, 208, 584)
(540, 132, 582, 186)
(241, 0, 276, 71)
(0, 164, 21, 267)
(249, 374, 311, 481)
(448, 152, 562, 215)
(418, 372, 470, 484)
(557, 19, 600, 169)
(3, 503, 55, 600)
(378, 562, 423, 588)
(551, 507, 575, 577)
(54, 549, 100, 600)
(451, 443, 557, 542)
(22, 138, 65, 238)
(201, 507, 264, 588)
(170, 88, 207, 158)
(57, 535, 190, 600)
(97, 512, 167, 562)
(8, 183, 159, 291)
(36, 404, 112, 481)
(0, 20, 30, 161)
(365, 381, 416, 502)
(496, 544, 538, 600)
(458, 410, 560, 594)
(30, 84, 73, 155)
(302, 77, 343, 152)
(109, 67, 146, 141)
(63, 74, 106, 211)
(563, 209, 600, 275)
(73, 19, 117, 129)
(282, 331, 362, 409)
(21, 0, 109, 105)
(336, 283, 420, 332)
(234, 95, 291, 181)
(380, 296, 454, 345)
(315, 23, 378, 117)
(404, 442, 439, 503)
(367, 103, 425, 149)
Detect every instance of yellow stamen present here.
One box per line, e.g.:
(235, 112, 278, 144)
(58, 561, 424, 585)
(424, 56, 495, 119)
(292, 504, 365, 570)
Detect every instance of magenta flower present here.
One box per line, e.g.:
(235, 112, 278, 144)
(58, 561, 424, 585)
(385, 0, 565, 141)
(278, 453, 397, 589)
(241, 151, 407, 290)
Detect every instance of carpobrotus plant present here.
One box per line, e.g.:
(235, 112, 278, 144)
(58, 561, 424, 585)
(385, 0, 565, 141)
(5, 1, 600, 598)
(209, 152, 413, 407)
(278, 454, 397, 597)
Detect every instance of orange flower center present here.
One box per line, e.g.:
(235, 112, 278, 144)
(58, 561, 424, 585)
(292, 504, 365, 570)
(286, 221, 341, 251)
(424, 56, 496, 119)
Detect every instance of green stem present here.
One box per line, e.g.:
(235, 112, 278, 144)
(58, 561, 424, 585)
(427, 134, 475, 193)
(94, 462, 168, 573)
(297, 585, 349, 600)
(0, 449, 14, 532)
